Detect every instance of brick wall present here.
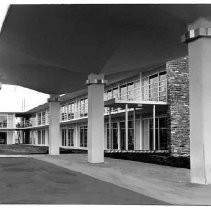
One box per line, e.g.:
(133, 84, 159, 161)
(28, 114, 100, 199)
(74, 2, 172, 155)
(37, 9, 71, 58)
(166, 56, 190, 156)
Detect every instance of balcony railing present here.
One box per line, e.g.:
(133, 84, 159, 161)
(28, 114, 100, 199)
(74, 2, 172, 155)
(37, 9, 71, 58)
(16, 117, 48, 128)
(61, 111, 88, 122)
(142, 79, 167, 102)
(0, 122, 7, 128)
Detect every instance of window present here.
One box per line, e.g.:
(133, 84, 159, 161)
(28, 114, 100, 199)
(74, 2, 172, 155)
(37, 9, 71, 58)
(159, 72, 167, 101)
(80, 126, 87, 147)
(113, 88, 119, 99)
(38, 130, 41, 144)
(68, 128, 74, 146)
(38, 130, 46, 145)
(38, 113, 42, 125)
(107, 90, 112, 100)
(120, 80, 140, 101)
(80, 98, 88, 118)
(84, 99, 88, 116)
(68, 103, 75, 120)
(149, 74, 159, 101)
(42, 112, 46, 125)
(120, 85, 127, 100)
(106, 122, 118, 149)
(62, 128, 67, 146)
(134, 81, 141, 100)
(61, 106, 65, 121)
(41, 130, 45, 145)
(127, 82, 134, 101)
(149, 117, 168, 150)
(142, 71, 167, 102)
(119, 120, 134, 150)
(0, 115, 7, 128)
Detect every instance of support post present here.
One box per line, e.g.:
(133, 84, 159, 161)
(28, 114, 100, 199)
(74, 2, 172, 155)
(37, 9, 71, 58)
(117, 120, 121, 150)
(133, 108, 136, 149)
(48, 94, 60, 155)
(87, 74, 107, 163)
(182, 17, 211, 184)
(109, 107, 112, 149)
(125, 104, 128, 150)
(153, 104, 156, 150)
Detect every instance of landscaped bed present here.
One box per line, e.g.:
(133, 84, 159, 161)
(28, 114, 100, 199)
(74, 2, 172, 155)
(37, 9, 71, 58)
(0, 145, 190, 169)
(0, 145, 86, 155)
(104, 150, 190, 169)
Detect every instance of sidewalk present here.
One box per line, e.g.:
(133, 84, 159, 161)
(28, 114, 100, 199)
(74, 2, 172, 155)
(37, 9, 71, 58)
(33, 154, 211, 205)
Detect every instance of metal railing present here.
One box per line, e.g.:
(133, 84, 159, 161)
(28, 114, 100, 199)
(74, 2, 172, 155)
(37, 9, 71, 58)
(16, 117, 49, 128)
(141, 79, 167, 102)
(0, 122, 7, 128)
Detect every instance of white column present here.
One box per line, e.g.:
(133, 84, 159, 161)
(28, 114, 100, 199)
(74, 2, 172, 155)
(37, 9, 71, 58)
(75, 123, 78, 147)
(7, 131, 13, 144)
(87, 74, 106, 163)
(153, 104, 156, 150)
(183, 17, 211, 184)
(48, 94, 60, 155)
(125, 104, 128, 150)
(117, 120, 121, 150)
(108, 107, 112, 149)
(133, 108, 136, 149)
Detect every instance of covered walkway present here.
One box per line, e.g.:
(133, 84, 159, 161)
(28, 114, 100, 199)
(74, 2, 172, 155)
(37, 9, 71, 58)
(33, 154, 211, 205)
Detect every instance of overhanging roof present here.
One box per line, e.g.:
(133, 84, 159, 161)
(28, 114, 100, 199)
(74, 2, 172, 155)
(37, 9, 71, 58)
(0, 4, 210, 94)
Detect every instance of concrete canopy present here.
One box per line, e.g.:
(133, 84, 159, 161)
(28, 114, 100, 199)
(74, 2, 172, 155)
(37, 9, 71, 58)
(0, 4, 210, 94)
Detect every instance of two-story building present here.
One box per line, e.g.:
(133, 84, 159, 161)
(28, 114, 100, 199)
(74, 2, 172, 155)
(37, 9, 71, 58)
(0, 56, 189, 158)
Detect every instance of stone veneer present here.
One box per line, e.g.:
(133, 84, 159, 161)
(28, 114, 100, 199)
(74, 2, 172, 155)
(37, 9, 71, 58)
(166, 56, 190, 156)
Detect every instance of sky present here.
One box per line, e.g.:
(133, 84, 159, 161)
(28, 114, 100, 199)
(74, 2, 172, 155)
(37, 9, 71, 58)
(0, 84, 49, 112)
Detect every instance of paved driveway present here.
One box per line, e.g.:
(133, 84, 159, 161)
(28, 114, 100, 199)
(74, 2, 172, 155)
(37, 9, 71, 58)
(0, 157, 167, 204)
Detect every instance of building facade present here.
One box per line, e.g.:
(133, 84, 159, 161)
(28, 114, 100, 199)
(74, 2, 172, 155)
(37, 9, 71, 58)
(0, 56, 190, 157)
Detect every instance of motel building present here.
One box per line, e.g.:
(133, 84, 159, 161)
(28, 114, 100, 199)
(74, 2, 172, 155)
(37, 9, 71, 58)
(0, 56, 189, 158)
(2, 5, 211, 186)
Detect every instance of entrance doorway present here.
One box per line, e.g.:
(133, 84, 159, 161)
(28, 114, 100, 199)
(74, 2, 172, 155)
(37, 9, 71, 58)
(120, 121, 134, 150)
(149, 117, 168, 150)
(0, 132, 7, 144)
(106, 122, 118, 149)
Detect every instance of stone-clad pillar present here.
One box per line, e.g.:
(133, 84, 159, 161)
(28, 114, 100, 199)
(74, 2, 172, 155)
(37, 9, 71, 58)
(182, 17, 211, 184)
(48, 94, 60, 155)
(87, 74, 106, 163)
(166, 57, 189, 156)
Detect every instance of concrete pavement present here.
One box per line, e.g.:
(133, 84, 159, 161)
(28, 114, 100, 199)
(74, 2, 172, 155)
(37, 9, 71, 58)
(0, 157, 167, 204)
(32, 154, 211, 205)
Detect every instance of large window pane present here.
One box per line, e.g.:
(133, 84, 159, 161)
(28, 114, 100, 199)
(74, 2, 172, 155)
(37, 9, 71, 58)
(62, 129, 67, 146)
(0, 115, 7, 128)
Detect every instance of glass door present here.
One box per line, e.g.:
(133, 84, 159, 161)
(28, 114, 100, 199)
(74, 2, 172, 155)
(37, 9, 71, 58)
(120, 122, 125, 150)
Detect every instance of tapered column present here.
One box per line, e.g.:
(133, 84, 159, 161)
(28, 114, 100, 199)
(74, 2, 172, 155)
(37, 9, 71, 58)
(48, 94, 60, 155)
(87, 74, 106, 163)
(182, 17, 211, 184)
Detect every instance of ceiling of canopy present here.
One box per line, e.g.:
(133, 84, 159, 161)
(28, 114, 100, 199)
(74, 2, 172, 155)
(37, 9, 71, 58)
(0, 4, 210, 94)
